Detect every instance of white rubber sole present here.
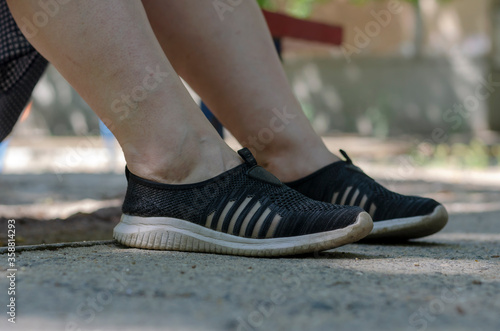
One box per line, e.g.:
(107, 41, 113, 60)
(364, 205, 448, 240)
(113, 212, 373, 257)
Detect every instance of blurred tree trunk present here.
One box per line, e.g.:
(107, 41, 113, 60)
(489, 0, 500, 131)
(414, 0, 424, 59)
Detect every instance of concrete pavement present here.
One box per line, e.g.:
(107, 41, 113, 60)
(0, 136, 499, 331)
(1, 177, 499, 331)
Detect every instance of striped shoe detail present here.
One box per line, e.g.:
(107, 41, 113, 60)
(250, 207, 272, 238)
(238, 201, 262, 237)
(119, 147, 369, 255)
(232, 196, 260, 236)
(339, 186, 353, 205)
(244, 199, 273, 238)
(329, 190, 377, 219)
(209, 194, 233, 231)
(204, 195, 283, 239)
(368, 202, 377, 219)
(264, 213, 283, 238)
(359, 194, 368, 211)
(205, 211, 215, 229)
(331, 192, 339, 204)
(348, 189, 360, 207)
(216, 201, 235, 232)
(225, 197, 253, 235)
(285, 149, 447, 239)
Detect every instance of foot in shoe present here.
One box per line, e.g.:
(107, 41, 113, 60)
(285, 150, 448, 240)
(114, 148, 373, 256)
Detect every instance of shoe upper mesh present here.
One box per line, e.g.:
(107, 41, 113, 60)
(122, 163, 363, 238)
(287, 160, 439, 222)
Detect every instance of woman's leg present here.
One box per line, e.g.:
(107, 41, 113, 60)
(7, 0, 373, 255)
(6, 0, 240, 185)
(141, 0, 448, 239)
(141, 0, 339, 182)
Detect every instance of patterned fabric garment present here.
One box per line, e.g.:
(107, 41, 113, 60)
(0, 0, 48, 141)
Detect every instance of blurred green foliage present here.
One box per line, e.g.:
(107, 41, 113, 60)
(257, 0, 453, 18)
(411, 139, 500, 169)
(257, 0, 329, 18)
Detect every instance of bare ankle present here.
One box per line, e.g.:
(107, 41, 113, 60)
(124, 136, 242, 184)
(256, 145, 339, 182)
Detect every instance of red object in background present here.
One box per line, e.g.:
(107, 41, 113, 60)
(262, 10, 343, 45)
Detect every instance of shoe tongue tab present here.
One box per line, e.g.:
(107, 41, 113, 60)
(339, 149, 353, 164)
(238, 148, 257, 166)
(247, 166, 283, 186)
(238, 148, 282, 186)
(339, 149, 364, 174)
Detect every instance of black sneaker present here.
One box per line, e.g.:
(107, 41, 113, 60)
(285, 150, 448, 240)
(113, 148, 373, 256)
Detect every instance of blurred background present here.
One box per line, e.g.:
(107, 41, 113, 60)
(2, 0, 500, 245)
(3, 0, 500, 173)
